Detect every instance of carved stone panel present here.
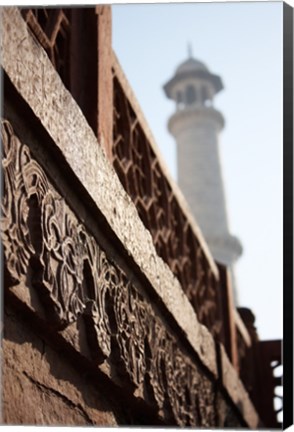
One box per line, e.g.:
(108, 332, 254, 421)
(1, 118, 222, 426)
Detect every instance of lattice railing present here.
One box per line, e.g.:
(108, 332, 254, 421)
(21, 8, 71, 87)
(20, 6, 112, 158)
(111, 60, 283, 430)
(19, 7, 225, 344)
(112, 60, 224, 344)
(259, 340, 283, 428)
(237, 308, 283, 428)
(272, 359, 283, 426)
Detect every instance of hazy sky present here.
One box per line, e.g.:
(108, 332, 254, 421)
(112, 1, 283, 341)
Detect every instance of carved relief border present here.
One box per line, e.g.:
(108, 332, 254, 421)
(1, 119, 220, 427)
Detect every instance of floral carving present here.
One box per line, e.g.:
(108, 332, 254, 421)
(1, 118, 219, 426)
(145, 320, 172, 412)
(1, 122, 35, 283)
(108, 279, 147, 389)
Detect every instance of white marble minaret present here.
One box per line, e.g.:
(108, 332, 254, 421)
(163, 50, 242, 301)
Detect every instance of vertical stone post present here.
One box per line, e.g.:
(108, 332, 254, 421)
(96, 6, 113, 161)
(69, 7, 113, 161)
(217, 263, 238, 370)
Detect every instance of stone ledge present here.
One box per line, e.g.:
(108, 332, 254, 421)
(219, 344, 260, 428)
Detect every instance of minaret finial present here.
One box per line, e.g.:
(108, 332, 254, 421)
(188, 42, 193, 59)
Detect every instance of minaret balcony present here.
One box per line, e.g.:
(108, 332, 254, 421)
(168, 105, 225, 136)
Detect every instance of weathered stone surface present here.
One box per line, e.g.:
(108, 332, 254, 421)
(1, 118, 218, 426)
(96, 6, 113, 160)
(2, 308, 118, 426)
(219, 344, 259, 428)
(0, 6, 217, 378)
(215, 391, 245, 428)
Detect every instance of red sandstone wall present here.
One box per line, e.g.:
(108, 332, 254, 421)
(2, 307, 118, 426)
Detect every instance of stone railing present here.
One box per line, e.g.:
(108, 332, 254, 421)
(237, 309, 283, 428)
(258, 339, 282, 428)
(111, 54, 283, 429)
(1, 6, 262, 428)
(112, 54, 224, 343)
(18, 6, 248, 365)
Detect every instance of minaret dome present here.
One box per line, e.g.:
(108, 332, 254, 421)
(164, 56, 223, 112)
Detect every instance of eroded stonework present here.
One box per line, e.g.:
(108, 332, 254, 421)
(1, 118, 218, 426)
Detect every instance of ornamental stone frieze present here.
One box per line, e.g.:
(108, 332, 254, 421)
(1, 118, 217, 426)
